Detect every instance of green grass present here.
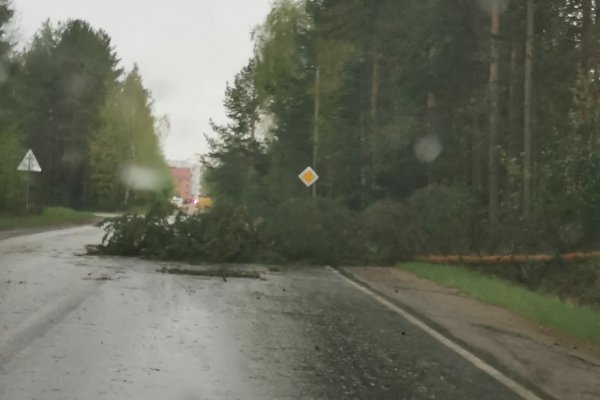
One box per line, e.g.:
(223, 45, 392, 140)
(0, 207, 96, 230)
(399, 262, 600, 346)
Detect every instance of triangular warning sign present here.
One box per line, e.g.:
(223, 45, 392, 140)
(17, 149, 42, 172)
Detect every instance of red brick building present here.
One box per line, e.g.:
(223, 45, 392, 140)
(170, 167, 192, 201)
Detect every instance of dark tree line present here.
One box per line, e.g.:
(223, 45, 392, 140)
(0, 2, 171, 212)
(205, 0, 600, 254)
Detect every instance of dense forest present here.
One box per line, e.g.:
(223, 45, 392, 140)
(0, 0, 171, 213)
(180, 0, 600, 262)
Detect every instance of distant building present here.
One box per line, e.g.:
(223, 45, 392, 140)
(170, 167, 192, 200)
(168, 160, 203, 200)
(189, 163, 202, 199)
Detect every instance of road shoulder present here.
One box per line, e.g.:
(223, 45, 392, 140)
(0, 219, 101, 241)
(343, 266, 600, 400)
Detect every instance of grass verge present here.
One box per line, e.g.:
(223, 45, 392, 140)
(399, 262, 600, 346)
(0, 207, 96, 230)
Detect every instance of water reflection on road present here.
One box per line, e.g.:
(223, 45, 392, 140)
(0, 226, 519, 399)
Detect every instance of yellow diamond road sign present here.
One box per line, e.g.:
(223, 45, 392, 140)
(299, 166, 319, 187)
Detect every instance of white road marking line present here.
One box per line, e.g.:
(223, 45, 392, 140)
(330, 267, 545, 400)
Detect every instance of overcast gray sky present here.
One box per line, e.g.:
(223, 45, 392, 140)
(12, 0, 272, 161)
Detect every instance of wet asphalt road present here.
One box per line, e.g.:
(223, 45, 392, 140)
(0, 226, 521, 400)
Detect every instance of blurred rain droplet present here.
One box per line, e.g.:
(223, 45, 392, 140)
(121, 165, 167, 192)
(414, 135, 442, 164)
(477, 0, 509, 16)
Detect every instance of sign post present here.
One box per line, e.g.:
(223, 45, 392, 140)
(17, 149, 42, 210)
(299, 166, 320, 216)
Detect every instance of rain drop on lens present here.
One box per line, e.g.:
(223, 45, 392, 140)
(477, 0, 509, 16)
(414, 135, 442, 164)
(120, 164, 168, 192)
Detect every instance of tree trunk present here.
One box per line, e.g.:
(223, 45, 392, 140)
(426, 92, 437, 184)
(361, 42, 380, 201)
(312, 67, 321, 199)
(583, 0, 593, 74)
(506, 40, 522, 203)
(523, 0, 535, 222)
(360, 114, 367, 190)
(488, 0, 501, 226)
(370, 47, 380, 120)
(581, 0, 593, 120)
(472, 114, 484, 192)
(595, 1, 600, 78)
(124, 186, 130, 207)
(508, 41, 521, 162)
(427, 92, 437, 128)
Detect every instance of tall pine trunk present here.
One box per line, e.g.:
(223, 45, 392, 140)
(595, 1, 600, 78)
(523, 0, 535, 222)
(472, 114, 484, 192)
(426, 92, 438, 185)
(312, 67, 321, 199)
(583, 0, 593, 74)
(488, 0, 501, 226)
(506, 40, 522, 203)
(365, 45, 379, 194)
(508, 41, 521, 162)
(370, 46, 379, 120)
(581, 0, 593, 120)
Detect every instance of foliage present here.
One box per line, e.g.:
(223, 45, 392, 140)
(261, 198, 362, 265)
(98, 200, 174, 257)
(407, 185, 478, 254)
(5, 0, 600, 261)
(361, 200, 422, 263)
(538, 71, 600, 244)
(185, 202, 262, 262)
(16, 20, 121, 209)
(0, 129, 25, 211)
(0, 8, 171, 215)
(0, 0, 24, 211)
(0, 0, 12, 57)
(98, 198, 361, 265)
(185, 0, 600, 262)
(203, 60, 267, 207)
(87, 67, 173, 210)
(99, 200, 262, 263)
